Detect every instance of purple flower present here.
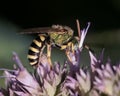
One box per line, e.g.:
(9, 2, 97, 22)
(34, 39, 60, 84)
(0, 21, 120, 96)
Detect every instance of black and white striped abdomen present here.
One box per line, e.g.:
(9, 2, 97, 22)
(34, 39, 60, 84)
(27, 35, 46, 66)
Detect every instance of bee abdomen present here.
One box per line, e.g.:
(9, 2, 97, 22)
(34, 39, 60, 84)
(27, 35, 46, 66)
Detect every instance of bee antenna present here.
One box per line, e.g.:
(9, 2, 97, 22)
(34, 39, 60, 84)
(76, 19, 81, 39)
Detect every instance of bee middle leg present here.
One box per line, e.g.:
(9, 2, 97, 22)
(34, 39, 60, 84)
(61, 42, 75, 63)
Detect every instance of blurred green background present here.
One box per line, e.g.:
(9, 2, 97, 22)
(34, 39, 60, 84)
(0, 0, 120, 87)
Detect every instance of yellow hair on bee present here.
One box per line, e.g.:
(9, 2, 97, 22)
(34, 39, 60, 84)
(39, 35, 45, 41)
(29, 47, 39, 53)
(30, 61, 38, 66)
(33, 40, 42, 47)
(27, 55, 38, 59)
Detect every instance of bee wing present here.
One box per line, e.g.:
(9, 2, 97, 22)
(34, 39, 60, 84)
(20, 27, 57, 34)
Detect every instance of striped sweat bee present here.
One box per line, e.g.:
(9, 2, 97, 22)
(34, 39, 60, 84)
(21, 20, 88, 67)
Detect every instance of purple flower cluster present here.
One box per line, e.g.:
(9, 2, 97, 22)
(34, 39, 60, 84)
(0, 21, 120, 96)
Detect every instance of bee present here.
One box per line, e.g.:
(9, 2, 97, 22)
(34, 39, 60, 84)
(21, 24, 77, 67)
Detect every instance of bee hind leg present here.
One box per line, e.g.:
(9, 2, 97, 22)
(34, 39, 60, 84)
(47, 44, 52, 67)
